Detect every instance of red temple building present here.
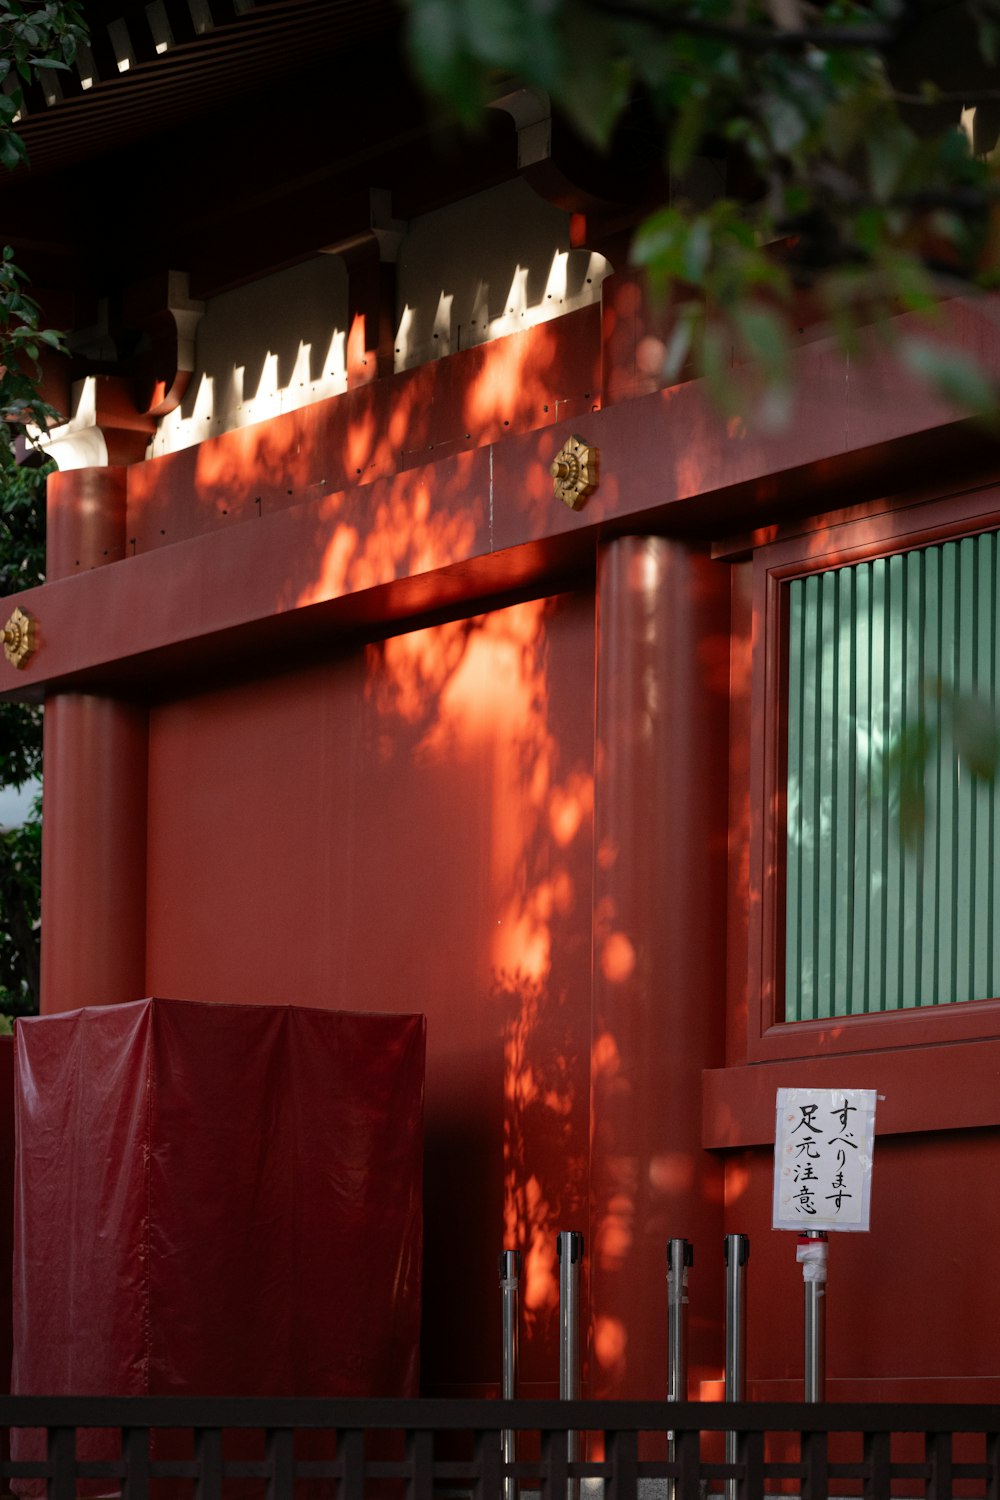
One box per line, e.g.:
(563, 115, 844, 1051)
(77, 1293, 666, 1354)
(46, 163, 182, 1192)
(1, 0, 1000, 1412)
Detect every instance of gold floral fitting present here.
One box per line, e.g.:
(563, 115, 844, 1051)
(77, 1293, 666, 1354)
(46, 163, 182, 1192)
(550, 435, 599, 509)
(3, 606, 37, 669)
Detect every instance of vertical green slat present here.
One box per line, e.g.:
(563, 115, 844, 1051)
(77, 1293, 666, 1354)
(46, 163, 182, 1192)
(992, 535, 1000, 999)
(833, 564, 855, 1017)
(920, 545, 941, 1006)
(974, 535, 994, 999)
(883, 553, 905, 1012)
(800, 573, 820, 1020)
(867, 558, 887, 1013)
(955, 537, 977, 1002)
(937, 543, 957, 1006)
(817, 570, 837, 1015)
(786, 581, 804, 1021)
(851, 562, 872, 1016)
(900, 548, 922, 1009)
(917, 543, 935, 1008)
(811, 570, 827, 1020)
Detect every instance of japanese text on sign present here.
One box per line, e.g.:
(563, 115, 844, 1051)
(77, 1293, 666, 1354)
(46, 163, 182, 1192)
(772, 1088, 877, 1232)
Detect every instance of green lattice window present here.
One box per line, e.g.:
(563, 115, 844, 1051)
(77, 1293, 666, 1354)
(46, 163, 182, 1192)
(785, 531, 1000, 1021)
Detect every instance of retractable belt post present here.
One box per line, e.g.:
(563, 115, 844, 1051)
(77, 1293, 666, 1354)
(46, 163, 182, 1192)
(666, 1238, 693, 1405)
(498, 1249, 521, 1500)
(798, 1230, 828, 1402)
(665, 1238, 693, 1500)
(557, 1230, 584, 1500)
(724, 1234, 750, 1500)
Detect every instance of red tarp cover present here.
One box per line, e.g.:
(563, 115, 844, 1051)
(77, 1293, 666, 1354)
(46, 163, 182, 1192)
(12, 998, 424, 1398)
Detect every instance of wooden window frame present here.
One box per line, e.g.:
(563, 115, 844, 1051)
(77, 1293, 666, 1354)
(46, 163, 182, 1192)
(747, 483, 1000, 1062)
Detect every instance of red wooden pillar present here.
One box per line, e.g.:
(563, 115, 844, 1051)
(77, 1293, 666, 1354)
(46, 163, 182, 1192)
(40, 694, 148, 1015)
(590, 534, 730, 1399)
(41, 465, 148, 1015)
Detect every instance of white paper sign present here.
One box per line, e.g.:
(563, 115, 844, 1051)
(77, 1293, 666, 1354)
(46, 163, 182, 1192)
(772, 1088, 877, 1232)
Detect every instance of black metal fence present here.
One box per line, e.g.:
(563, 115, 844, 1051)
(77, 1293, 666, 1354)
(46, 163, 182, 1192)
(1, 1397, 999, 1500)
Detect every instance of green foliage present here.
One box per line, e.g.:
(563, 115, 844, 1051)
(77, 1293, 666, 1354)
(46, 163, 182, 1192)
(0, 460, 43, 793)
(0, 248, 69, 460)
(0, 0, 85, 165)
(408, 0, 1000, 829)
(0, 0, 86, 466)
(873, 678, 1000, 846)
(900, 335, 1000, 421)
(406, 0, 1000, 423)
(0, 460, 45, 1017)
(0, 807, 40, 1017)
(0, 4, 83, 1015)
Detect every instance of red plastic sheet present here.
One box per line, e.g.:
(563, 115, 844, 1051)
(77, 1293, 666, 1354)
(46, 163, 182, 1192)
(12, 998, 424, 1402)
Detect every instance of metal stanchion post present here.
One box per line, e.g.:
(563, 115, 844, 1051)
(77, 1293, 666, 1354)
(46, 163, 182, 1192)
(797, 1231, 828, 1402)
(666, 1239, 693, 1404)
(666, 1238, 693, 1500)
(557, 1231, 583, 1500)
(499, 1250, 521, 1500)
(724, 1235, 750, 1500)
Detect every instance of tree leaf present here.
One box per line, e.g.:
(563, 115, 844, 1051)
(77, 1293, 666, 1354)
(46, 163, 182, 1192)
(948, 689, 1000, 778)
(900, 338, 999, 422)
(758, 88, 808, 155)
(865, 118, 914, 202)
(662, 304, 700, 380)
(732, 303, 791, 374)
(0, 133, 25, 170)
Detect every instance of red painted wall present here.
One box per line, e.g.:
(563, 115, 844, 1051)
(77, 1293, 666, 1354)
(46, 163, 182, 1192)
(17, 286, 1000, 1409)
(144, 591, 596, 1396)
(0, 1037, 13, 1397)
(719, 493, 1000, 1404)
(724, 1131, 1000, 1402)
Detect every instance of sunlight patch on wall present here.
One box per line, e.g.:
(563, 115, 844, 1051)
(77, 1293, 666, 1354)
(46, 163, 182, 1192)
(364, 595, 594, 1348)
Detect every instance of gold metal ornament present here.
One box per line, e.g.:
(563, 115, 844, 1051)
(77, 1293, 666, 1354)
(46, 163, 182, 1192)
(3, 606, 37, 669)
(550, 435, 599, 509)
